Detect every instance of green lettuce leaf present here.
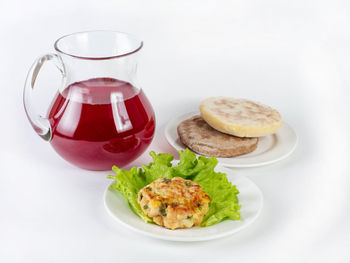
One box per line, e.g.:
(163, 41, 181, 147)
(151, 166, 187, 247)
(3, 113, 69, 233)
(172, 149, 218, 180)
(194, 170, 241, 226)
(107, 166, 151, 223)
(142, 151, 173, 184)
(172, 149, 241, 226)
(107, 149, 241, 227)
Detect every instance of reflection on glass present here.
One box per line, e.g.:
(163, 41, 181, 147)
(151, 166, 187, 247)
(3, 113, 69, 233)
(111, 92, 133, 133)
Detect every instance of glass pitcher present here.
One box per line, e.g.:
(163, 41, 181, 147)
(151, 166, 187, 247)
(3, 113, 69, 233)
(23, 31, 156, 171)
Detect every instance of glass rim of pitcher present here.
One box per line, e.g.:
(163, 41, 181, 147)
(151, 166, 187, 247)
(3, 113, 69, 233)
(54, 30, 143, 60)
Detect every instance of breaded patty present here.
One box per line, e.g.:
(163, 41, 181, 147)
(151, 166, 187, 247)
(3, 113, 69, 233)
(138, 177, 210, 230)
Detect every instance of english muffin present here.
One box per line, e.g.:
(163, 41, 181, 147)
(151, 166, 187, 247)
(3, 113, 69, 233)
(177, 115, 258, 157)
(200, 97, 282, 137)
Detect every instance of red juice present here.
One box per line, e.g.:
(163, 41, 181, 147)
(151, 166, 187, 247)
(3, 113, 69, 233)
(47, 77, 155, 170)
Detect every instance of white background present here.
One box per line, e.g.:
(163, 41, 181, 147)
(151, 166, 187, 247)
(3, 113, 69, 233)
(1, 0, 349, 262)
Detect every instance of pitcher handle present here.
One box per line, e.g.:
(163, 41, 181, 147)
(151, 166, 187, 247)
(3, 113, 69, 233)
(23, 53, 66, 141)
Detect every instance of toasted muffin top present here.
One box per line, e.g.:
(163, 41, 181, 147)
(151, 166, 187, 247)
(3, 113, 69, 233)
(200, 97, 283, 137)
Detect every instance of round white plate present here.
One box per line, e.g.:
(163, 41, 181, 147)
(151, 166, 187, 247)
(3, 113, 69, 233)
(165, 112, 298, 168)
(104, 165, 263, 242)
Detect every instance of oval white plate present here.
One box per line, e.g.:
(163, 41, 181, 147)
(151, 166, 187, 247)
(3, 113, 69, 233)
(165, 112, 298, 168)
(104, 165, 263, 242)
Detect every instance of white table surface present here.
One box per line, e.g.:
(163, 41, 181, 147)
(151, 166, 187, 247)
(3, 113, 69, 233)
(1, 0, 349, 262)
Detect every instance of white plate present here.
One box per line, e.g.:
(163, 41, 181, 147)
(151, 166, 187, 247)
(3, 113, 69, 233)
(104, 165, 263, 242)
(165, 112, 298, 168)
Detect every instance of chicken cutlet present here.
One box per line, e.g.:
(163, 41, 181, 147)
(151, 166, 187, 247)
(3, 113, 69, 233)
(138, 177, 210, 230)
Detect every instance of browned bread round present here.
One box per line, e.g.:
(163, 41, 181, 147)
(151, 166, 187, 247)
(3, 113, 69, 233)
(177, 116, 259, 158)
(200, 97, 283, 137)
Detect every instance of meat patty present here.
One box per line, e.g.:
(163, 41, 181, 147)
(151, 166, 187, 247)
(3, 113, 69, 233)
(138, 177, 210, 230)
(177, 115, 259, 157)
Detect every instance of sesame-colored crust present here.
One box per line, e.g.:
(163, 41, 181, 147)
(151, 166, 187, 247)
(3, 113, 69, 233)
(200, 97, 283, 137)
